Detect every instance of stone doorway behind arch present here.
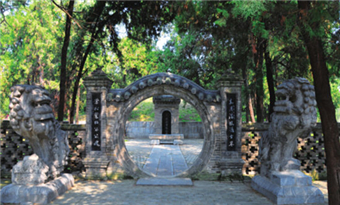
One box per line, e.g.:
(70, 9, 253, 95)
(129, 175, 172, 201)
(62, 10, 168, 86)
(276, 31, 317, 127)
(162, 111, 171, 134)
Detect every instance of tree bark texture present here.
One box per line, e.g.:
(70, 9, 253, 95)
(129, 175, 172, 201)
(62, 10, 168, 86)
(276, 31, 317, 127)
(298, 2, 340, 204)
(264, 40, 275, 121)
(242, 56, 255, 123)
(254, 37, 265, 122)
(58, 0, 74, 121)
(75, 85, 80, 124)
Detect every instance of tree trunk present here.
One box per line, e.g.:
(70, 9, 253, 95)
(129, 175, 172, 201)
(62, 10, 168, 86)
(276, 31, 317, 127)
(298, 2, 340, 204)
(75, 85, 81, 124)
(242, 54, 255, 123)
(249, 95, 255, 123)
(58, 0, 74, 122)
(242, 66, 250, 123)
(69, 1, 106, 123)
(264, 40, 275, 121)
(254, 37, 264, 122)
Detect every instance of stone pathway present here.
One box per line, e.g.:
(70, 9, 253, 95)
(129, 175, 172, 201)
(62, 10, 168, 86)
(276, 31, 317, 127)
(142, 145, 188, 176)
(125, 139, 203, 171)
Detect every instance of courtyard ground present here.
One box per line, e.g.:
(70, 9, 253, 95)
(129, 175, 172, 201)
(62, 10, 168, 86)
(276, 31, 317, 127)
(50, 179, 328, 205)
(1, 139, 329, 204)
(125, 139, 203, 169)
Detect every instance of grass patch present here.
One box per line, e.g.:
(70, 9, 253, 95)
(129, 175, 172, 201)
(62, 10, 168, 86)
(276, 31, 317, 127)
(303, 169, 327, 181)
(128, 98, 155, 121)
(179, 101, 201, 122)
(1, 179, 11, 189)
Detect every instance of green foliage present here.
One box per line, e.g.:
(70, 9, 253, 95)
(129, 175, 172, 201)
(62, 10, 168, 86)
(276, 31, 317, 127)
(128, 98, 201, 122)
(0, 0, 65, 118)
(103, 38, 160, 89)
(128, 98, 155, 122)
(179, 101, 201, 122)
(1, 1, 339, 124)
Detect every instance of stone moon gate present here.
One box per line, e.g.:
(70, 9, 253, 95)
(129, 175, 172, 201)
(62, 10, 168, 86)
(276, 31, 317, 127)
(82, 68, 244, 179)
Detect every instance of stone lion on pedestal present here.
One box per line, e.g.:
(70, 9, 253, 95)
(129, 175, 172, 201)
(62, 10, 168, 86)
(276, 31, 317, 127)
(9, 85, 70, 184)
(259, 77, 317, 177)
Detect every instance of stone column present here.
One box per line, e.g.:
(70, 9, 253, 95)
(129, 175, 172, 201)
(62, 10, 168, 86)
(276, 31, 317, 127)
(217, 69, 244, 175)
(82, 68, 113, 179)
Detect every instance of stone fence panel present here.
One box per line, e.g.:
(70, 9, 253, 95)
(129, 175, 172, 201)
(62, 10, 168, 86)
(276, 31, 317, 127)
(1, 120, 339, 177)
(0, 120, 86, 177)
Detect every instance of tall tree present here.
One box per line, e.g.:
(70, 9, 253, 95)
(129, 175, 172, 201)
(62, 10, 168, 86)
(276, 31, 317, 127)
(298, 1, 340, 204)
(56, 0, 74, 122)
(66, 1, 177, 123)
(0, 0, 64, 118)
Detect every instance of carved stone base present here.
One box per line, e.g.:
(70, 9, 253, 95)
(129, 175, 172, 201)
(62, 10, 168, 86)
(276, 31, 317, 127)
(218, 152, 245, 175)
(251, 170, 324, 204)
(83, 158, 109, 179)
(0, 173, 74, 204)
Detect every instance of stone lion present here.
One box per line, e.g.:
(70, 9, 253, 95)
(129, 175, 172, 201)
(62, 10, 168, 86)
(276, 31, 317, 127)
(9, 85, 69, 184)
(259, 77, 317, 177)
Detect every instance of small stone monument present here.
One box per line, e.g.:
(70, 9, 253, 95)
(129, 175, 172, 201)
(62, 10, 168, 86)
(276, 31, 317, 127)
(150, 95, 183, 144)
(251, 77, 324, 204)
(1, 85, 74, 204)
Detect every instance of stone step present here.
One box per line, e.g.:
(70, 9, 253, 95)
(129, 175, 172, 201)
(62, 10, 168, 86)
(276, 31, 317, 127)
(136, 178, 193, 186)
(149, 134, 184, 140)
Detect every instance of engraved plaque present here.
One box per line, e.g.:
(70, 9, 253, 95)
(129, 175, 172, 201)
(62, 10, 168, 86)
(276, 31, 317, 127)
(226, 93, 237, 151)
(92, 93, 101, 151)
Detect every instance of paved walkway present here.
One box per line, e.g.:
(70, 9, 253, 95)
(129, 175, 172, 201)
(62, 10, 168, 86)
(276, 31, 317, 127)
(142, 145, 188, 176)
(125, 139, 203, 171)
(51, 180, 272, 205)
(50, 180, 328, 205)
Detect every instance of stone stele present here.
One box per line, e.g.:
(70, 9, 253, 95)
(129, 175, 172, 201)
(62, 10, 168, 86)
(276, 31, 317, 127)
(1, 85, 74, 204)
(251, 77, 324, 204)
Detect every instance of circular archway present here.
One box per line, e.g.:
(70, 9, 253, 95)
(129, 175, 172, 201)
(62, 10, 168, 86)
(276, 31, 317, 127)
(115, 84, 215, 178)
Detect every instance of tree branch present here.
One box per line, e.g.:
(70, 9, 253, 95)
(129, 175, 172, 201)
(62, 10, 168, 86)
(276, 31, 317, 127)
(50, 0, 82, 29)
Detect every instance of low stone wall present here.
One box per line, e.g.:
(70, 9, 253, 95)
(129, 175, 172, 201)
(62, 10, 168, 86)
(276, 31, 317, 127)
(179, 122, 204, 139)
(0, 120, 86, 177)
(126, 121, 203, 139)
(1, 120, 339, 177)
(125, 121, 156, 138)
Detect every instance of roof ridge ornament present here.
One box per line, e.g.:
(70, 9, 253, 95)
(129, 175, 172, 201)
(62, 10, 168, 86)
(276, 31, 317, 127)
(91, 66, 106, 76)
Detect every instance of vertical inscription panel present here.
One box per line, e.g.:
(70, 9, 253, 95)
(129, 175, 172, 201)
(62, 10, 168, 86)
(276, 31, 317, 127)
(162, 111, 171, 134)
(92, 93, 101, 151)
(226, 93, 237, 151)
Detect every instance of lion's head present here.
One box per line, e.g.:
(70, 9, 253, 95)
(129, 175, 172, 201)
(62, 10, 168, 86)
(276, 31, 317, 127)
(273, 77, 317, 130)
(9, 85, 56, 140)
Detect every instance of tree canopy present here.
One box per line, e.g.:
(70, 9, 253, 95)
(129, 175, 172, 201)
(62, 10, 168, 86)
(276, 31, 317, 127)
(1, 0, 340, 203)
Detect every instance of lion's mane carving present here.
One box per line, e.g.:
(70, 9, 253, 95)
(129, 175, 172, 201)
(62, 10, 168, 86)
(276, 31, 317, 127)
(9, 85, 69, 183)
(259, 77, 317, 177)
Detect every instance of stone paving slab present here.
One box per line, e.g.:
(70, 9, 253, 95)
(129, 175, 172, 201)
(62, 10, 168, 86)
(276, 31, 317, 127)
(50, 180, 280, 205)
(142, 145, 188, 177)
(136, 178, 193, 186)
(157, 155, 173, 176)
(125, 139, 203, 170)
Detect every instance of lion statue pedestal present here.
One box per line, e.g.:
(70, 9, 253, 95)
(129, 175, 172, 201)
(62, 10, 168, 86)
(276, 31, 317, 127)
(251, 78, 324, 204)
(0, 85, 74, 204)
